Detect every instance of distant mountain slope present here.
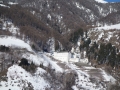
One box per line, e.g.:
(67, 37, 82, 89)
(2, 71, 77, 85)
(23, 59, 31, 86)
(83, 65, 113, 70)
(14, 0, 120, 33)
(95, 10, 120, 26)
(95, 0, 108, 3)
(0, 5, 70, 51)
(88, 23, 120, 49)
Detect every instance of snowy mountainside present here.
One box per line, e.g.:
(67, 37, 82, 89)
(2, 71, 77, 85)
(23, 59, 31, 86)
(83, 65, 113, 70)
(15, 0, 120, 34)
(94, 0, 107, 3)
(95, 10, 120, 26)
(88, 23, 120, 49)
(95, 23, 120, 30)
(1, 18, 19, 35)
(0, 34, 117, 90)
(0, 65, 50, 90)
(0, 36, 32, 51)
(0, 5, 67, 52)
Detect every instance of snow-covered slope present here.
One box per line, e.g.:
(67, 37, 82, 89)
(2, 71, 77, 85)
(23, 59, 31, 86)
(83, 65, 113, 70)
(0, 53, 116, 90)
(2, 20, 19, 35)
(70, 64, 116, 90)
(0, 65, 50, 90)
(8, 2, 18, 5)
(88, 23, 120, 49)
(95, 0, 108, 3)
(0, 34, 117, 90)
(0, 4, 9, 8)
(0, 36, 32, 51)
(95, 23, 120, 30)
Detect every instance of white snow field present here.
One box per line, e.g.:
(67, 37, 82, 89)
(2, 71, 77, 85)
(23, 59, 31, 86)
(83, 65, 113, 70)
(95, 0, 108, 3)
(96, 23, 120, 30)
(0, 65, 50, 90)
(0, 36, 32, 51)
(0, 4, 10, 8)
(8, 2, 18, 5)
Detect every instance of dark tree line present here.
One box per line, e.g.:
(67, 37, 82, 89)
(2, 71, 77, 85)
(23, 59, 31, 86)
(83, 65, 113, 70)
(81, 38, 120, 69)
(73, 29, 120, 69)
(0, 45, 10, 52)
(69, 28, 84, 44)
(97, 43, 120, 68)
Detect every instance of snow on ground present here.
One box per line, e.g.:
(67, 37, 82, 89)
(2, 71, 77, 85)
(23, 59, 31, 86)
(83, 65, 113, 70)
(0, 36, 32, 51)
(69, 63, 105, 90)
(0, 52, 63, 90)
(95, 0, 108, 3)
(0, 52, 64, 90)
(101, 69, 116, 84)
(0, 65, 50, 90)
(82, 66, 116, 84)
(42, 54, 63, 72)
(88, 23, 120, 46)
(0, 51, 117, 90)
(8, 2, 18, 5)
(22, 52, 63, 72)
(95, 23, 120, 30)
(22, 53, 44, 66)
(2, 20, 19, 35)
(52, 52, 70, 63)
(68, 63, 116, 90)
(6, 24, 19, 35)
(0, 4, 10, 8)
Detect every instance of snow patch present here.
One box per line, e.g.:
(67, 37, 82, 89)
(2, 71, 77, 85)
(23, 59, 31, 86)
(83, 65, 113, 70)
(47, 14, 51, 20)
(101, 69, 116, 84)
(0, 36, 32, 51)
(0, 65, 50, 90)
(95, 0, 108, 3)
(96, 23, 120, 30)
(0, 4, 9, 8)
(8, 2, 18, 5)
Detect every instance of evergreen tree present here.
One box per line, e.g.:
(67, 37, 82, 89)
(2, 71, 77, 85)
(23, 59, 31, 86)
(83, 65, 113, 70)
(69, 28, 84, 44)
(97, 43, 106, 64)
(108, 46, 116, 68)
(116, 53, 120, 69)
